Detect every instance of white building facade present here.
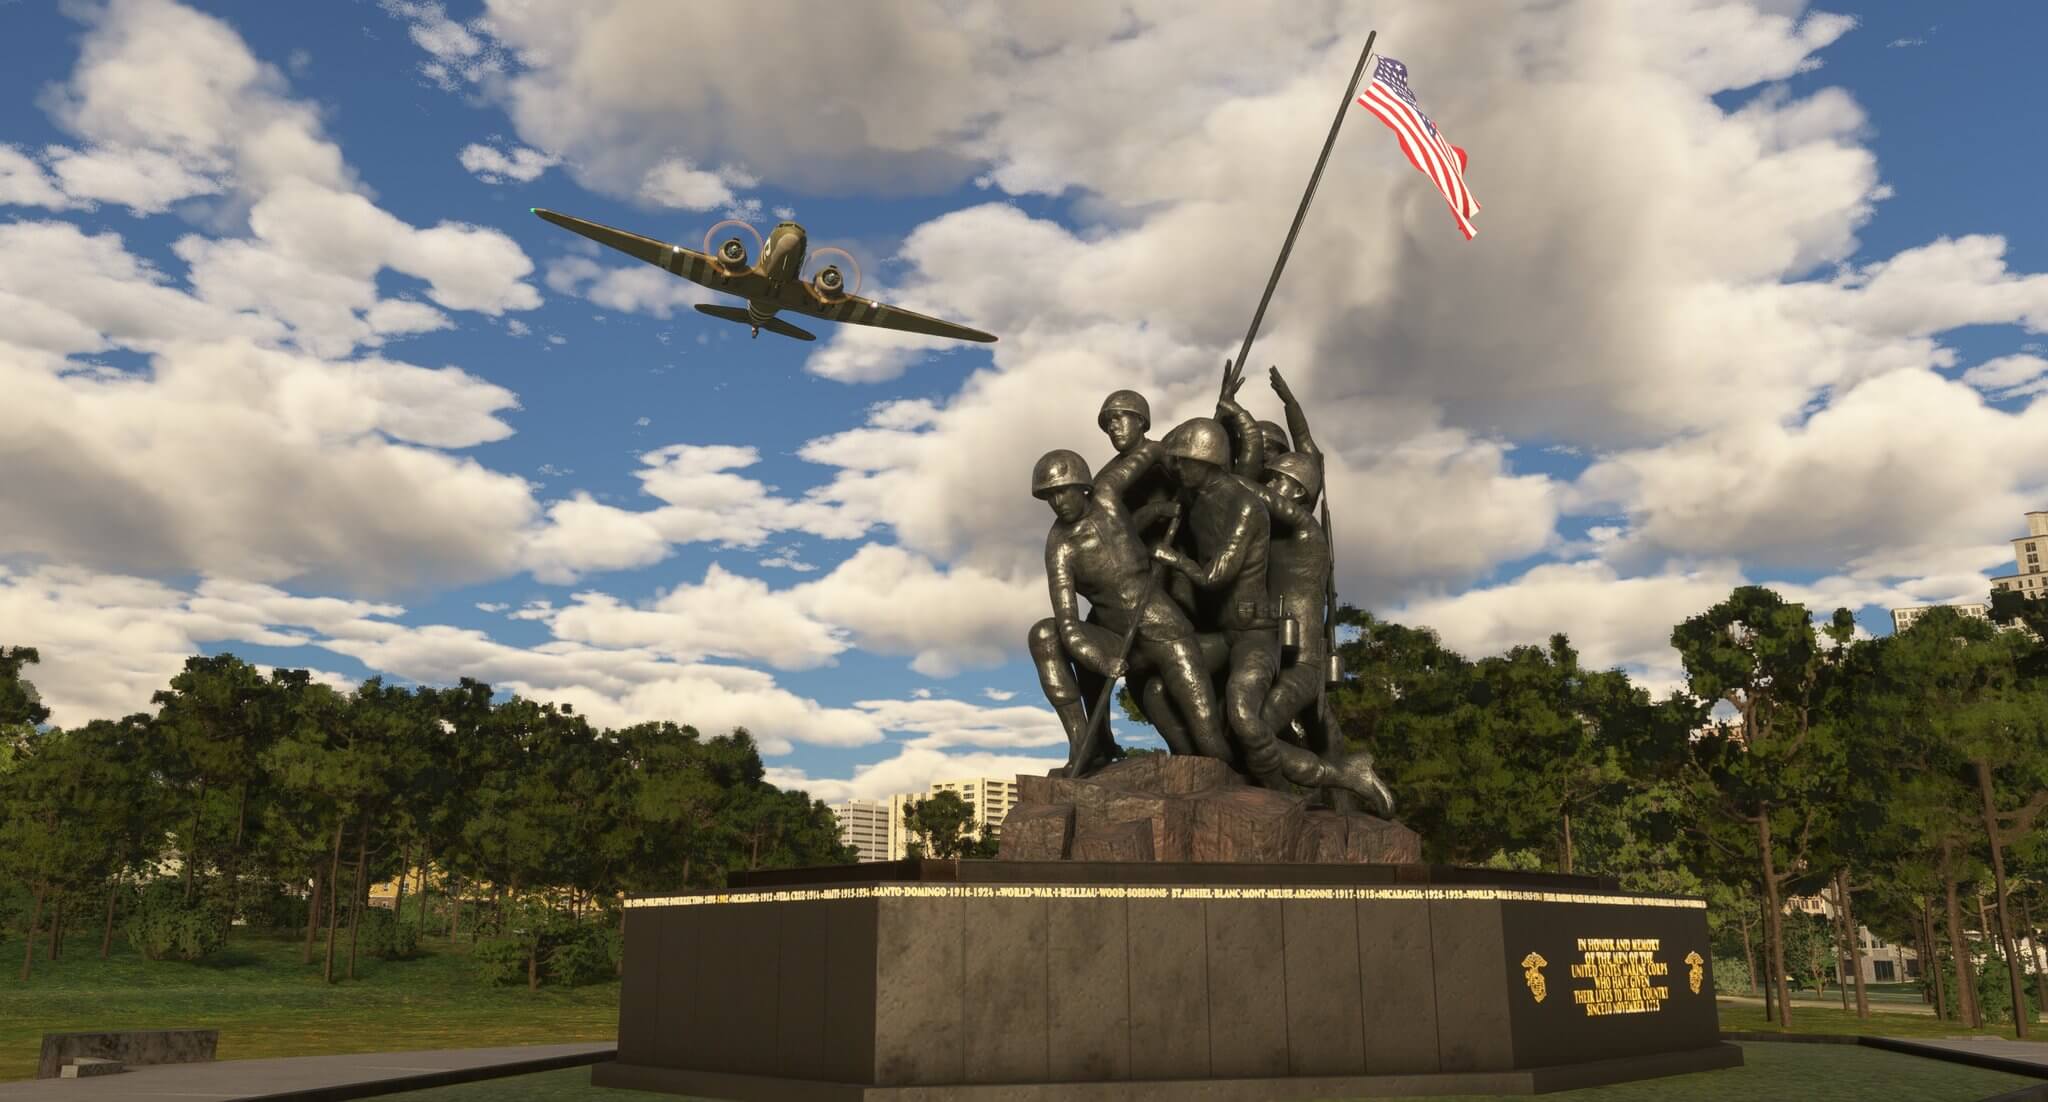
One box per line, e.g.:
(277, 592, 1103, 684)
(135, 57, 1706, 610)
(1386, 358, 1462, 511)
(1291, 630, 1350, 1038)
(1787, 890, 1921, 986)
(928, 776, 1019, 837)
(828, 795, 914, 862)
(1990, 511, 2048, 600)
(1887, 511, 2048, 635)
(830, 776, 1023, 862)
(1891, 603, 1991, 633)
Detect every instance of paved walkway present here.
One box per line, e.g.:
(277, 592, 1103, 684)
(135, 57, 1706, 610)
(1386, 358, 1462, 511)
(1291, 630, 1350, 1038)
(1720, 993, 1938, 1016)
(1902, 1035, 2048, 1069)
(0, 1042, 614, 1101)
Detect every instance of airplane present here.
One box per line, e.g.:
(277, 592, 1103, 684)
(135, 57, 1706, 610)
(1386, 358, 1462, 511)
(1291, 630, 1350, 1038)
(530, 208, 996, 344)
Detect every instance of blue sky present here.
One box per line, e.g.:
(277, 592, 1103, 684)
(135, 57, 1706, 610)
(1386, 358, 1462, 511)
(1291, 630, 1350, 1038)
(3, 1, 2045, 800)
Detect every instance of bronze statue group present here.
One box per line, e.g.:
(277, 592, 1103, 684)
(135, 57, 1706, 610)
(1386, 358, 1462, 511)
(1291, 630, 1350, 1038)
(1028, 366, 1394, 814)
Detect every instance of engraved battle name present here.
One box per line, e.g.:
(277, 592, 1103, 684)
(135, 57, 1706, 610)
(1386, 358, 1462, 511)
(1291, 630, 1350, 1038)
(1568, 937, 1670, 1016)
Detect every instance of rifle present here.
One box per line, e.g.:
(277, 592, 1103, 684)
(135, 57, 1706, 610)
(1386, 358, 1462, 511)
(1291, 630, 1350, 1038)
(1067, 513, 1183, 777)
(1315, 497, 1349, 805)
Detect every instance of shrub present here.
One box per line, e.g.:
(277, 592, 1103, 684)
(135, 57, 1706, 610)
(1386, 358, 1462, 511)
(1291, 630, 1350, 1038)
(0, 878, 29, 944)
(357, 907, 420, 960)
(454, 897, 498, 939)
(471, 919, 620, 987)
(1977, 958, 2036, 1025)
(1711, 956, 1752, 996)
(472, 936, 530, 986)
(237, 881, 307, 931)
(543, 921, 620, 987)
(1924, 951, 2036, 1023)
(125, 881, 225, 961)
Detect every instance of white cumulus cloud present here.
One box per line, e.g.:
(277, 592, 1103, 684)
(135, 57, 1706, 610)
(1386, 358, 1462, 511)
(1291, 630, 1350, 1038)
(458, 141, 559, 184)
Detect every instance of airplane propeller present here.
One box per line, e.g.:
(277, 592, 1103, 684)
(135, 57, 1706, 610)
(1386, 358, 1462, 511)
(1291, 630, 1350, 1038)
(702, 219, 762, 273)
(802, 246, 863, 303)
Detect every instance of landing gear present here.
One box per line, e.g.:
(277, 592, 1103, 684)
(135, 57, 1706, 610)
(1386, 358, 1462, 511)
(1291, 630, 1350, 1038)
(749, 327, 760, 339)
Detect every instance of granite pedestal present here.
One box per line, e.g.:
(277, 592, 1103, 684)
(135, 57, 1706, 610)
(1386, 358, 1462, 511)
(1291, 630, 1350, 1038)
(594, 862, 1739, 1099)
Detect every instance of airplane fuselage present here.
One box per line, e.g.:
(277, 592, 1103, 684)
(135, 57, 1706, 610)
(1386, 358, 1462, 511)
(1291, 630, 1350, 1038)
(742, 223, 807, 329)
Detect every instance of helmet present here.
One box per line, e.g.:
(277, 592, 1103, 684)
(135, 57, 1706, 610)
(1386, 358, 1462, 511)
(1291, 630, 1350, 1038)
(1031, 449, 1092, 498)
(1266, 452, 1323, 500)
(1097, 390, 1151, 431)
(1160, 417, 1230, 468)
(1256, 420, 1289, 455)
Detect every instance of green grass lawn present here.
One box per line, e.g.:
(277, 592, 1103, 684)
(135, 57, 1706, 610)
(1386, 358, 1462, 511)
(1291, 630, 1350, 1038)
(380, 1043, 2036, 1102)
(0, 927, 618, 1083)
(1772, 982, 1944, 1005)
(1716, 997, 2048, 1042)
(1864, 981, 1939, 1003)
(1737, 980, 1978, 1008)
(1371, 1042, 2040, 1102)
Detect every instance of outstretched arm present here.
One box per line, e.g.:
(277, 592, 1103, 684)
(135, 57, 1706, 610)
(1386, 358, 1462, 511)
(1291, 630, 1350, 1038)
(1217, 396, 1265, 479)
(1094, 439, 1161, 501)
(1270, 366, 1320, 459)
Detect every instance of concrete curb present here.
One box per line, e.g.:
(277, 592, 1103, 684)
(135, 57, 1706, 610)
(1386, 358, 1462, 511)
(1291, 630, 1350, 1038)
(1721, 1031, 2048, 1101)
(235, 1047, 616, 1102)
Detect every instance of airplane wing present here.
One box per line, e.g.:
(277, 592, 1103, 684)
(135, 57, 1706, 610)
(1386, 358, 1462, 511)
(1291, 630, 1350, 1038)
(773, 283, 997, 343)
(530, 208, 767, 297)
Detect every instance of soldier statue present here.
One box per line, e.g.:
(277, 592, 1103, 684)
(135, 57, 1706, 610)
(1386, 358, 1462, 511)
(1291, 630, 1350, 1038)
(1026, 446, 1230, 776)
(1151, 412, 1392, 811)
(1149, 404, 1289, 785)
(1096, 387, 1206, 637)
(1252, 453, 1365, 807)
(1097, 389, 1178, 515)
(1026, 369, 1391, 814)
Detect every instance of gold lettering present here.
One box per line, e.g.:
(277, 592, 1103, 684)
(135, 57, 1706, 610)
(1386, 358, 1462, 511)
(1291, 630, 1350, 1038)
(1564, 937, 1667, 1017)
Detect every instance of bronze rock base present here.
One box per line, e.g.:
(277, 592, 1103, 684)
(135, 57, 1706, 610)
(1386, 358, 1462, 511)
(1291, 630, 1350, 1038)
(997, 754, 1422, 864)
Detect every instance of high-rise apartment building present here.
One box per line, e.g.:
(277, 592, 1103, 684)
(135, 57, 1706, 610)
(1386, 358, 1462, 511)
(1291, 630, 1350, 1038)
(928, 776, 1020, 836)
(829, 799, 895, 862)
(829, 793, 917, 862)
(829, 776, 1023, 861)
(1990, 512, 2048, 600)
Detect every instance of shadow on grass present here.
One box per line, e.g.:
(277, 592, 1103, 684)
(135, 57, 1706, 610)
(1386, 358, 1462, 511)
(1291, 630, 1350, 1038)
(191, 949, 267, 970)
(374, 1044, 2042, 1101)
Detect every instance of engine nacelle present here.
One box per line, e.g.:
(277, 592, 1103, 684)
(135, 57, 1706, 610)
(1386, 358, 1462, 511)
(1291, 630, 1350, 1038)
(717, 237, 749, 268)
(801, 247, 860, 302)
(812, 265, 846, 299)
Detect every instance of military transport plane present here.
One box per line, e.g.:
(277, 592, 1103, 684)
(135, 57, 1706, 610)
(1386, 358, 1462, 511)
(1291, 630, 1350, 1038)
(531, 208, 996, 344)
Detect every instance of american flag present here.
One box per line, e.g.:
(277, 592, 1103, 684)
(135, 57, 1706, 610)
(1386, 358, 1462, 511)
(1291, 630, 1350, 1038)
(1356, 55, 1480, 239)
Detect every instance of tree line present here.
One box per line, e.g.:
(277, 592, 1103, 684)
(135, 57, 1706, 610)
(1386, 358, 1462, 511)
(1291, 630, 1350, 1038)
(6, 582, 2047, 1024)
(1329, 585, 2048, 1031)
(0, 651, 851, 986)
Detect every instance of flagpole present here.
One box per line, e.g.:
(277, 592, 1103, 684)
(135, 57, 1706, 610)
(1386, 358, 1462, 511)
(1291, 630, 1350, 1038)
(1221, 31, 1377, 399)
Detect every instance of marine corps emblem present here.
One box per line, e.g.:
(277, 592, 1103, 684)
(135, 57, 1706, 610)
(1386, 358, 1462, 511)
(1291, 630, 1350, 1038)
(1684, 951, 1704, 995)
(1521, 952, 1549, 1003)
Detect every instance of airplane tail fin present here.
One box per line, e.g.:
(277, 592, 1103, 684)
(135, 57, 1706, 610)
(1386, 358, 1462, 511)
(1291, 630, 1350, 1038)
(694, 303, 815, 342)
